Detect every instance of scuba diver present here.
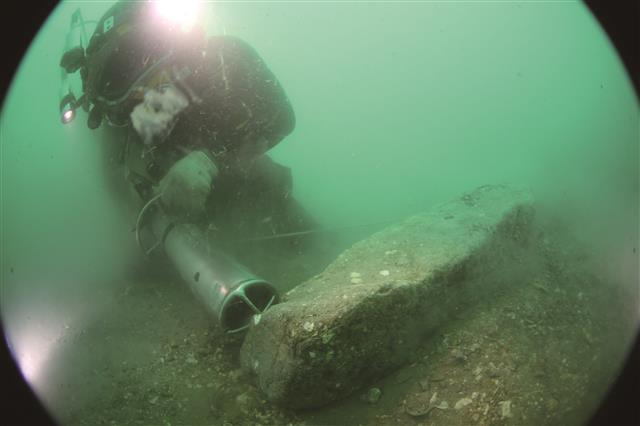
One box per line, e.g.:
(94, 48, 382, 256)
(58, 1, 320, 333)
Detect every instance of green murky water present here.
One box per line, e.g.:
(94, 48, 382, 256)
(1, 1, 637, 425)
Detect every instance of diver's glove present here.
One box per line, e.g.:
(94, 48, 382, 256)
(157, 150, 218, 222)
(131, 85, 189, 146)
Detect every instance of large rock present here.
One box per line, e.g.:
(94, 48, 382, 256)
(240, 184, 535, 409)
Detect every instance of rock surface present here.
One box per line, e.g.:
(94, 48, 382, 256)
(240, 185, 535, 409)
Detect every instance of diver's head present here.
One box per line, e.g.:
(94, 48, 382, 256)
(61, 1, 205, 129)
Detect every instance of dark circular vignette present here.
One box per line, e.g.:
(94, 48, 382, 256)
(584, 0, 639, 101)
(582, 2, 639, 426)
(1, 1, 59, 105)
(0, 2, 637, 426)
(1, 1, 60, 423)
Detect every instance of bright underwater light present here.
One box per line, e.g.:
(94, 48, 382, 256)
(59, 93, 76, 124)
(62, 108, 75, 124)
(153, 0, 201, 33)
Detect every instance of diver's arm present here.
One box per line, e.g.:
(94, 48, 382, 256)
(155, 150, 218, 222)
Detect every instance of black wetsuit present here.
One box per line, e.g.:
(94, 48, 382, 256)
(175, 36, 296, 161)
(89, 1, 329, 290)
(112, 35, 311, 251)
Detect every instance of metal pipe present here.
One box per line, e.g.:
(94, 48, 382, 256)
(151, 211, 279, 333)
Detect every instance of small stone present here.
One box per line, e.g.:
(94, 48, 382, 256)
(363, 387, 382, 404)
(499, 400, 513, 418)
(435, 401, 449, 410)
(454, 398, 473, 410)
(351, 277, 363, 284)
(350, 272, 361, 278)
(405, 392, 431, 416)
(186, 354, 198, 364)
(303, 321, 315, 332)
(379, 270, 390, 276)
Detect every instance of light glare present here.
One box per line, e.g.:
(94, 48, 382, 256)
(154, 0, 200, 33)
(62, 109, 74, 124)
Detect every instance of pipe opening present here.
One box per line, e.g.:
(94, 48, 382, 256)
(220, 280, 279, 333)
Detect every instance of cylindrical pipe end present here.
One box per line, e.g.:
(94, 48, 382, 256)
(220, 279, 280, 333)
